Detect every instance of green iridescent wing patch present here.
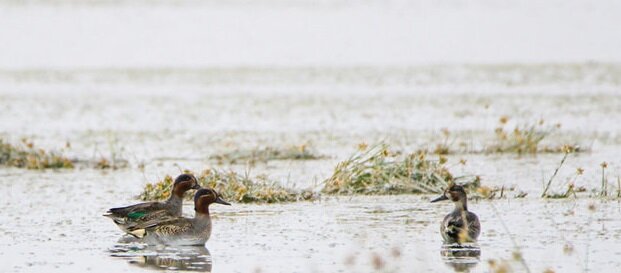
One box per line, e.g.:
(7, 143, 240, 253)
(127, 211, 147, 219)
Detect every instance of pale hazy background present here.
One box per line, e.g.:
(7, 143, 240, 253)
(1, 0, 620, 68)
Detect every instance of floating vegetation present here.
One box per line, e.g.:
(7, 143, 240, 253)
(210, 144, 324, 164)
(486, 117, 581, 154)
(0, 138, 74, 169)
(321, 143, 479, 195)
(140, 169, 317, 203)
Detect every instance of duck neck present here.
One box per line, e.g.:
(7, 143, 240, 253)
(166, 192, 183, 207)
(195, 207, 211, 219)
(453, 198, 468, 212)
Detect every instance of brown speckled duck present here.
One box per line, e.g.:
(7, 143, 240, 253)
(128, 188, 230, 246)
(431, 184, 480, 244)
(104, 174, 201, 233)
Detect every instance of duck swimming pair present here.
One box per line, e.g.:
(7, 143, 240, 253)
(431, 184, 480, 244)
(104, 174, 230, 245)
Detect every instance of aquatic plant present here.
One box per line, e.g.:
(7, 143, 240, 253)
(93, 157, 129, 170)
(539, 146, 595, 198)
(321, 143, 479, 195)
(0, 138, 74, 169)
(487, 117, 580, 154)
(475, 185, 527, 199)
(139, 169, 317, 203)
(210, 144, 323, 164)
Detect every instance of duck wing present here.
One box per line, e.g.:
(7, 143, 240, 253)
(104, 201, 168, 224)
(466, 212, 480, 240)
(128, 217, 193, 238)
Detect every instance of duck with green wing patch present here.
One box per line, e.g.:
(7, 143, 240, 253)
(128, 188, 231, 246)
(104, 174, 201, 233)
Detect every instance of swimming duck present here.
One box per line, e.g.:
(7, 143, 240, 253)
(128, 188, 230, 246)
(431, 184, 480, 244)
(104, 174, 201, 233)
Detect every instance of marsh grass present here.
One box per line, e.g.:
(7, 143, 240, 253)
(321, 143, 479, 195)
(474, 185, 526, 199)
(93, 157, 129, 169)
(0, 138, 74, 169)
(541, 148, 572, 198)
(541, 151, 617, 199)
(487, 118, 580, 154)
(426, 118, 581, 155)
(210, 144, 324, 165)
(139, 169, 317, 203)
(599, 162, 608, 197)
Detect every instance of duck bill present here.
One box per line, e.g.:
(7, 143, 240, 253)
(192, 184, 202, 190)
(431, 195, 449, 203)
(215, 197, 231, 206)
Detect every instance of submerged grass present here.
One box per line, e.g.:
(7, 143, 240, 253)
(0, 138, 74, 169)
(139, 169, 317, 203)
(210, 144, 324, 164)
(321, 143, 479, 195)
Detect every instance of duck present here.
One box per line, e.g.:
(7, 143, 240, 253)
(431, 184, 480, 244)
(127, 188, 231, 246)
(104, 174, 201, 233)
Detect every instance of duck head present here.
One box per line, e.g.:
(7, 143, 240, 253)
(194, 188, 231, 214)
(172, 174, 202, 198)
(431, 184, 467, 203)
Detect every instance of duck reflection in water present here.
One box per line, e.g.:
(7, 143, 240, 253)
(109, 243, 212, 272)
(440, 244, 481, 272)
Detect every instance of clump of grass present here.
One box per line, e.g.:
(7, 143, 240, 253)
(210, 144, 324, 164)
(487, 117, 580, 154)
(139, 169, 317, 203)
(139, 175, 175, 201)
(93, 157, 129, 170)
(0, 138, 74, 169)
(321, 143, 478, 195)
(475, 185, 526, 199)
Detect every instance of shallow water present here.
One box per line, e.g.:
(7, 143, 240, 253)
(2, 170, 621, 273)
(2, 1, 621, 273)
(2, 70, 621, 272)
